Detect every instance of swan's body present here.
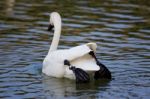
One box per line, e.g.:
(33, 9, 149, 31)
(43, 43, 99, 79)
(42, 12, 111, 81)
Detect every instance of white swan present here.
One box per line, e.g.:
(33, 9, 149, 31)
(42, 12, 111, 82)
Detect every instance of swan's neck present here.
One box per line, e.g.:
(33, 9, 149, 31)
(49, 22, 61, 53)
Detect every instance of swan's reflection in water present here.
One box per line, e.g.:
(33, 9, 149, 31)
(42, 75, 111, 98)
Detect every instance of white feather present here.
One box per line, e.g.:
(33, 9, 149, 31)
(42, 12, 100, 79)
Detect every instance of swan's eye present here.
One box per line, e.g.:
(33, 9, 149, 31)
(47, 24, 54, 31)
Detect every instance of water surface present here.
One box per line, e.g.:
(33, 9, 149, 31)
(0, 0, 150, 99)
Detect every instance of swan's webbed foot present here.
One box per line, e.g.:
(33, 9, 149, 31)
(70, 66, 90, 83)
(89, 51, 112, 80)
(64, 60, 90, 83)
(94, 62, 111, 79)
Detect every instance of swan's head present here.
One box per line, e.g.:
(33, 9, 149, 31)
(48, 12, 61, 31)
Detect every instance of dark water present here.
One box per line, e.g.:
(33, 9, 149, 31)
(0, 0, 150, 99)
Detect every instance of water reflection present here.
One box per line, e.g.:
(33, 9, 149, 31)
(0, 0, 150, 99)
(42, 76, 111, 99)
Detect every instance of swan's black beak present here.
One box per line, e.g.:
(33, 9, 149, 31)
(47, 24, 54, 31)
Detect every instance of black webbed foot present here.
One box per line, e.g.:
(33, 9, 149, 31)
(64, 60, 90, 83)
(94, 61, 111, 79)
(70, 66, 90, 83)
(89, 51, 112, 80)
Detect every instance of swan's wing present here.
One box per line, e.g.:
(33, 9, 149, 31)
(64, 43, 99, 71)
(63, 43, 99, 79)
(71, 54, 100, 71)
(64, 43, 97, 61)
(64, 54, 100, 79)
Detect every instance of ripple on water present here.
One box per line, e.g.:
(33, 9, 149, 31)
(0, 0, 150, 99)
